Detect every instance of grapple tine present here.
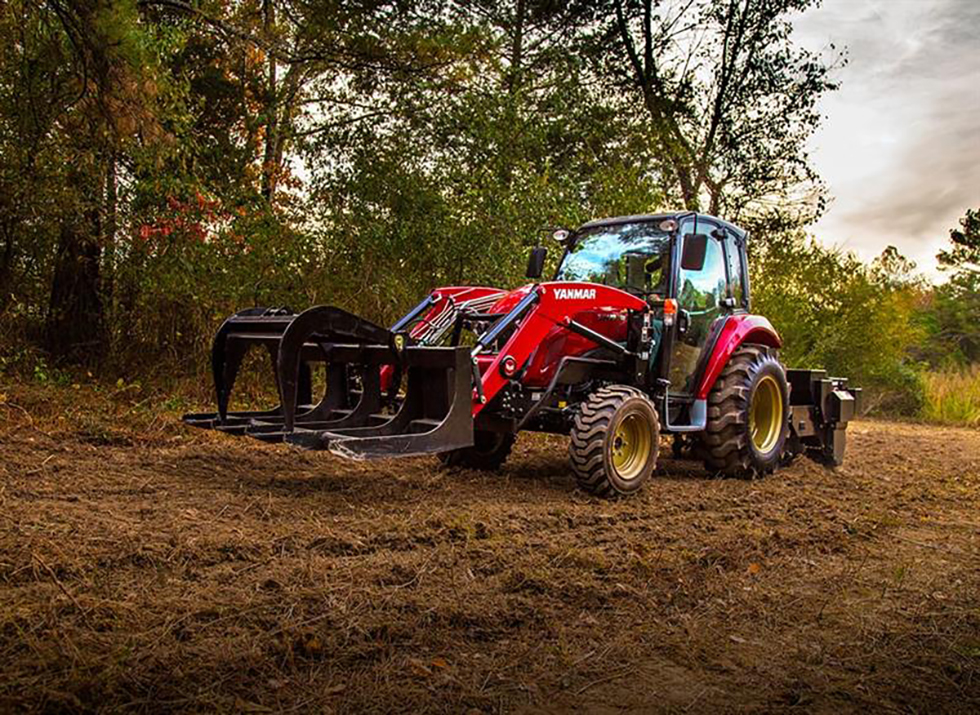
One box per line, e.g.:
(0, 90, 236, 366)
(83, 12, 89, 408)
(327, 347, 474, 459)
(286, 346, 473, 458)
(212, 307, 276, 422)
(285, 366, 385, 449)
(276, 305, 392, 432)
(282, 362, 353, 425)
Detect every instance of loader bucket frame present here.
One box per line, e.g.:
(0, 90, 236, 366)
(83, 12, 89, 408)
(183, 305, 475, 459)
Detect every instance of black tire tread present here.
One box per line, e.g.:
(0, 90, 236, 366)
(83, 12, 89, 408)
(569, 386, 658, 497)
(702, 344, 787, 479)
(439, 432, 516, 471)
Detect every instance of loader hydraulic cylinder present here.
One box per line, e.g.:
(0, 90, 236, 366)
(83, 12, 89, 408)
(474, 289, 539, 351)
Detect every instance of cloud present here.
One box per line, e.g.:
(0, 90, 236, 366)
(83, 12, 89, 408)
(794, 0, 980, 276)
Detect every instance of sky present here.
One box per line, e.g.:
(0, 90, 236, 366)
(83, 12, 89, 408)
(793, 0, 980, 279)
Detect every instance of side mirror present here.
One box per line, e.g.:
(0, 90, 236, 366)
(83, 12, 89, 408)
(552, 228, 572, 245)
(526, 246, 547, 279)
(681, 233, 708, 271)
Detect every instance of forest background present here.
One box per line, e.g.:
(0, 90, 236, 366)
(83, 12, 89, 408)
(0, 0, 977, 426)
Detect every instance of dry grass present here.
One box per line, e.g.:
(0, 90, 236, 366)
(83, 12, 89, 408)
(922, 365, 980, 427)
(1, 381, 979, 713)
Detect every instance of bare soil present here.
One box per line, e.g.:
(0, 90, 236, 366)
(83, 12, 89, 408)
(1, 401, 979, 713)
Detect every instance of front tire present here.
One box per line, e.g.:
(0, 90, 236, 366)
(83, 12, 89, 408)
(438, 430, 515, 471)
(702, 344, 789, 478)
(570, 386, 660, 497)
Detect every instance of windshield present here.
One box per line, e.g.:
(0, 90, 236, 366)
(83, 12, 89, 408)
(557, 222, 673, 296)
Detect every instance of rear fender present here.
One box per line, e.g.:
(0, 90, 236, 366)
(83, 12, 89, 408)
(695, 314, 782, 400)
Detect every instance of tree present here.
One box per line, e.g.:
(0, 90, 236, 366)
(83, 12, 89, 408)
(0, 1, 168, 361)
(298, 1, 666, 320)
(938, 208, 980, 275)
(927, 208, 980, 364)
(871, 245, 924, 291)
(594, 0, 841, 231)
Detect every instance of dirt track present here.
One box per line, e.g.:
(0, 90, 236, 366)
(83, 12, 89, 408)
(2, 416, 979, 713)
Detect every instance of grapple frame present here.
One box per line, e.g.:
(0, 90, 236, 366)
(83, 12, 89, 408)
(183, 304, 477, 459)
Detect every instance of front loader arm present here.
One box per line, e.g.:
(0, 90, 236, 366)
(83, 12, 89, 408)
(402, 286, 507, 344)
(380, 286, 506, 393)
(472, 283, 647, 416)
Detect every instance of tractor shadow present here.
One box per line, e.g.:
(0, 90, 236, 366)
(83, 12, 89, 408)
(164, 436, 726, 506)
(500, 445, 725, 494)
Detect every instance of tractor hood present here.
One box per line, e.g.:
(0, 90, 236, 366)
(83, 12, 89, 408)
(485, 282, 646, 318)
(485, 284, 536, 314)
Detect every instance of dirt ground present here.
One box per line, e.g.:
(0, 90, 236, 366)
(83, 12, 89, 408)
(2, 403, 979, 713)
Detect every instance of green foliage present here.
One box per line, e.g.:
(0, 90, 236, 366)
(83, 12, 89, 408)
(31, 357, 73, 387)
(916, 272, 980, 367)
(917, 209, 980, 366)
(921, 366, 980, 427)
(752, 232, 925, 414)
(300, 4, 664, 325)
(0, 0, 972, 425)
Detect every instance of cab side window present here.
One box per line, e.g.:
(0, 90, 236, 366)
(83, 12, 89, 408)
(668, 232, 728, 392)
(725, 233, 744, 307)
(677, 236, 726, 317)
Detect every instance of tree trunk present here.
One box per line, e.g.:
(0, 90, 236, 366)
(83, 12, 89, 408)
(0, 222, 13, 312)
(261, 0, 279, 203)
(46, 204, 104, 363)
(497, 0, 526, 189)
(103, 151, 117, 304)
(506, 0, 526, 96)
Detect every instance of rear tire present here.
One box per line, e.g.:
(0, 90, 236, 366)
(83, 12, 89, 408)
(702, 343, 789, 478)
(438, 430, 515, 471)
(570, 386, 660, 497)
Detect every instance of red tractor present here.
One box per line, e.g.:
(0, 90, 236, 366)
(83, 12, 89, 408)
(184, 213, 860, 496)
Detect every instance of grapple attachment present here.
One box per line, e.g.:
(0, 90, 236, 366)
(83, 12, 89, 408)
(182, 305, 474, 459)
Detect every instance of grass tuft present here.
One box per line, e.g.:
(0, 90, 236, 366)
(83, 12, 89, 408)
(921, 365, 980, 427)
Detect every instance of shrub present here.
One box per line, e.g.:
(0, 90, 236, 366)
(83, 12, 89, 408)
(751, 231, 925, 415)
(921, 366, 980, 427)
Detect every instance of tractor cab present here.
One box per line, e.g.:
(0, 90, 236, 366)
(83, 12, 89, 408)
(553, 213, 751, 411)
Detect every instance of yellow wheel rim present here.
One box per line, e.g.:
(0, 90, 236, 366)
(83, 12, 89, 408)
(611, 413, 653, 480)
(749, 375, 784, 454)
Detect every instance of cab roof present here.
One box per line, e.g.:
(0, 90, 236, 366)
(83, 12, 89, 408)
(576, 212, 747, 238)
